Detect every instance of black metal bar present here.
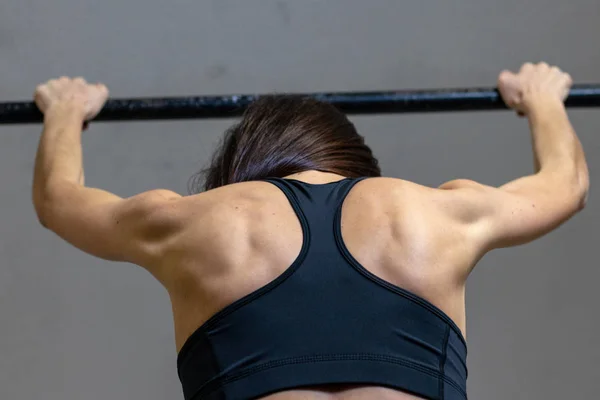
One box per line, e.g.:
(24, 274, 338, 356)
(1, 85, 599, 124)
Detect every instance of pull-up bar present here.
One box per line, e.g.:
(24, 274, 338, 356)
(0, 85, 599, 124)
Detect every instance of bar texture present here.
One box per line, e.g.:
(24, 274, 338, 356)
(1, 85, 598, 124)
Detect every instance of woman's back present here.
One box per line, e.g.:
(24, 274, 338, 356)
(162, 172, 471, 400)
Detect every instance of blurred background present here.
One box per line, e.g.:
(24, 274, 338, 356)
(0, 1, 598, 399)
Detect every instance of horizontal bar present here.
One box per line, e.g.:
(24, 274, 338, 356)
(1, 85, 599, 124)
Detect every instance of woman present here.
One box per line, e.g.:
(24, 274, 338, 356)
(32, 62, 588, 400)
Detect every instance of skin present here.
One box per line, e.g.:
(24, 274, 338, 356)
(32, 64, 588, 400)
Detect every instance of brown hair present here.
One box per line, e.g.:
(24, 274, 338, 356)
(189, 95, 381, 193)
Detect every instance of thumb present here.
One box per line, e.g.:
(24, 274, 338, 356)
(498, 70, 520, 92)
(497, 70, 522, 108)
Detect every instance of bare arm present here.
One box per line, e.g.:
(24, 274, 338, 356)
(32, 78, 183, 277)
(439, 63, 589, 253)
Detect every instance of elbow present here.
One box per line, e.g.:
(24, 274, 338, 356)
(544, 167, 589, 213)
(578, 195, 588, 211)
(566, 184, 588, 214)
(550, 176, 589, 215)
(32, 184, 63, 230)
(577, 185, 589, 212)
(576, 169, 590, 211)
(32, 193, 54, 230)
(33, 201, 51, 229)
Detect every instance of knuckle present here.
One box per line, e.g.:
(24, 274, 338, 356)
(498, 70, 512, 85)
(520, 63, 534, 74)
(97, 83, 109, 94)
(565, 73, 573, 84)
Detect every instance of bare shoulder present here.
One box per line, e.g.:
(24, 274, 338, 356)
(158, 180, 299, 289)
(158, 181, 278, 217)
(345, 177, 472, 246)
(167, 177, 469, 257)
(348, 177, 483, 274)
(175, 177, 438, 219)
(158, 180, 288, 252)
(175, 181, 285, 221)
(354, 177, 492, 227)
(352, 176, 442, 194)
(350, 177, 453, 208)
(360, 177, 496, 245)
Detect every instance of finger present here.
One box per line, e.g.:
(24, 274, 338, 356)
(47, 78, 61, 89)
(497, 71, 523, 109)
(547, 65, 569, 84)
(498, 70, 515, 85)
(33, 85, 47, 103)
(537, 61, 550, 70)
(73, 77, 87, 85)
(94, 83, 109, 98)
(520, 62, 535, 74)
(34, 84, 46, 95)
(98, 83, 109, 95)
(545, 66, 562, 85)
(57, 76, 70, 86)
(563, 73, 573, 86)
(33, 85, 50, 109)
(561, 73, 573, 98)
(498, 70, 521, 93)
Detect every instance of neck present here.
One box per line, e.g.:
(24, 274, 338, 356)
(283, 170, 347, 185)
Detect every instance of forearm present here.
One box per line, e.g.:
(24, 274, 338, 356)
(526, 98, 588, 190)
(33, 102, 86, 209)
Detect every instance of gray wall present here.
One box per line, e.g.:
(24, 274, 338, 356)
(1, 1, 598, 399)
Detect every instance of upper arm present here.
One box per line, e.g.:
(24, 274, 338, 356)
(437, 174, 586, 251)
(38, 182, 184, 268)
